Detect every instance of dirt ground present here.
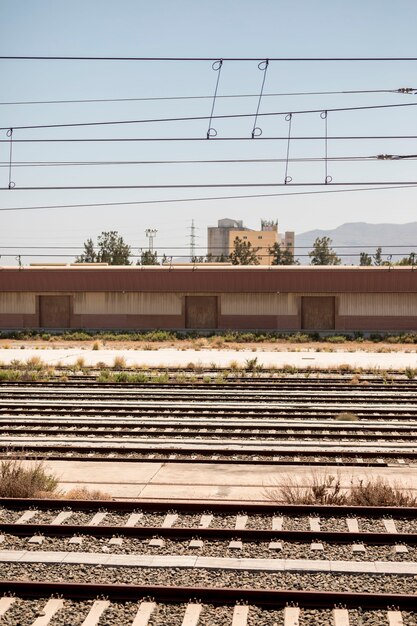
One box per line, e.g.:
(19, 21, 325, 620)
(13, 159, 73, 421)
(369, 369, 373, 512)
(0, 338, 416, 353)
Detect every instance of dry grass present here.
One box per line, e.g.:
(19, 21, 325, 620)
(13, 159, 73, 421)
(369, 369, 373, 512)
(64, 487, 112, 501)
(334, 412, 359, 421)
(112, 355, 126, 370)
(264, 472, 417, 506)
(0, 459, 58, 498)
(350, 478, 417, 507)
(265, 473, 347, 505)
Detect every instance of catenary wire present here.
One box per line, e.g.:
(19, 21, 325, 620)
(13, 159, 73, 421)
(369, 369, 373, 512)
(1, 156, 410, 168)
(2, 135, 417, 143)
(0, 87, 415, 106)
(2, 55, 417, 61)
(2, 182, 417, 191)
(0, 184, 415, 211)
(2, 101, 416, 132)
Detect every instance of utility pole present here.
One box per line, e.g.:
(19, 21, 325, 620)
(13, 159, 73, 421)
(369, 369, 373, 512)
(145, 228, 157, 253)
(188, 219, 198, 261)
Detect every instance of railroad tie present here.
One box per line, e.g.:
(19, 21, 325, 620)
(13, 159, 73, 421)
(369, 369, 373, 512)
(235, 515, 248, 530)
(80, 600, 110, 626)
(272, 516, 284, 531)
(387, 611, 404, 626)
(30, 599, 65, 626)
(383, 519, 398, 533)
(88, 512, 107, 526)
(333, 608, 349, 626)
(231, 605, 249, 626)
(283, 606, 300, 626)
(198, 514, 213, 528)
(50, 511, 73, 525)
(0, 597, 16, 617)
(181, 603, 203, 626)
(125, 513, 143, 527)
(346, 518, 359, 533)
(162, 513, 178, 528)
(131, 601, 156, 626)
(309, 516, 321, 532)
(15, 510, 37, 524)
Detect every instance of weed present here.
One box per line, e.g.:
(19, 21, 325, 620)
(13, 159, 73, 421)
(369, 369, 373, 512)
(350, 478, 417, 507)
(25, 356, 45, 371)
(265, 472, 347, 505)
(405, 367, 417, 380)
(64, 487, 112, 501)
(0, 459, 58, 498)
(113, 356, 126, 370)
(92, 341, 100, 351)
(75, 357, 85, 370)
(335, 412, 359, 421)
(245, 357, 263, 372)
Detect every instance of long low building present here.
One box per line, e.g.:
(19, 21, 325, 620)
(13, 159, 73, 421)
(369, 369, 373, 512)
(0, 265, 416, 332)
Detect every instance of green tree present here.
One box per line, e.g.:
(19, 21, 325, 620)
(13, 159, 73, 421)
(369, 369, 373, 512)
(229, 237, 260, 265)
(359, 252, 373, 266)
(269, 242, 298, 265)
(77, 238, 96, 263)
(309, 237, 341, 265)
(139, 250, 159, 265)
(373, 247, 383, 266)
(76, 231, 131, 265)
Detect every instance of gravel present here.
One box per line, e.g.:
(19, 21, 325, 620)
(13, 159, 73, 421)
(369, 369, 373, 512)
(2, 563, 417, 595)
(1, 599, 416, 626)
(2, 534, 416, 561)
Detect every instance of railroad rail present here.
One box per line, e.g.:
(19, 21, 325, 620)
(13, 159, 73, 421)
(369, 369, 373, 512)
(1, 500, 416, 623)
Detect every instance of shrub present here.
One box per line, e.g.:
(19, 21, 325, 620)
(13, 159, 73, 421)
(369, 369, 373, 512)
(25, 356, 45, 371)
(405, 367, 417, 380)
(113, 356, 126, 370)
(245, 357, 262, 372)
(92, 341, 100, 351)
(64, 487, 112, 501)
(265, 473, 417, 507)
(350, 478, 417, 507)
(325, 335, 348, 343)
(0, 459, 58, 498)
(265, 473, 347, 505)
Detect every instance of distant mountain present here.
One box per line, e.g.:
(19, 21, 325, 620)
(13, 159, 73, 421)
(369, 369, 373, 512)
(295, 222, 417, 265)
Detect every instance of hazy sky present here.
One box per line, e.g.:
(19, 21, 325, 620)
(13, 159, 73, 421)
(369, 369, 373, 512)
(1, 0, 417, 264)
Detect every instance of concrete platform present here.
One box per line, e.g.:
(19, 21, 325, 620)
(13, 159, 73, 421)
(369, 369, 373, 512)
(1, 347, 417, 370)
(34, 460, 417, 501)
(1, 550, 416, 575)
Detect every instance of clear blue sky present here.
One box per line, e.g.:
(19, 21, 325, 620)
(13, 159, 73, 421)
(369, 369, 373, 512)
(1, 0, 417, 263)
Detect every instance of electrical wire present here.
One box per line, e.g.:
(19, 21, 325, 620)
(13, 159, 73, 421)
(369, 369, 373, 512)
(2, 101, 416, 132)
(0, 244, 416, 250)
(0, 184, 415, 211)
(2, 56, 417, 61)
(0, 87, 414, 106)
(0, 156, 402, 168)
(2, 135, 417, 143)
(2, 182, 417, 191)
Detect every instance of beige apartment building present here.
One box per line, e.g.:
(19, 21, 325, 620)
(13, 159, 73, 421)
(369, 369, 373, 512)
(208, 218, 295, 265)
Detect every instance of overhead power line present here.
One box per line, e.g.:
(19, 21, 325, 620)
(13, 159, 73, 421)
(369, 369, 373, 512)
(3, 155, 413, 168)
(0, 184, 415, 211)
(2, 181, 417, 191)
(2, 101, 416, 132)
(2, 56, 417, 61)
(0, 87, 415, 106)
(2, 135, 417, 144)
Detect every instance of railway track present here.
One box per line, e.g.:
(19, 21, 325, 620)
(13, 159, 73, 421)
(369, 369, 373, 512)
(1, 379, 416, 464)
(0, 500, 416, 624)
